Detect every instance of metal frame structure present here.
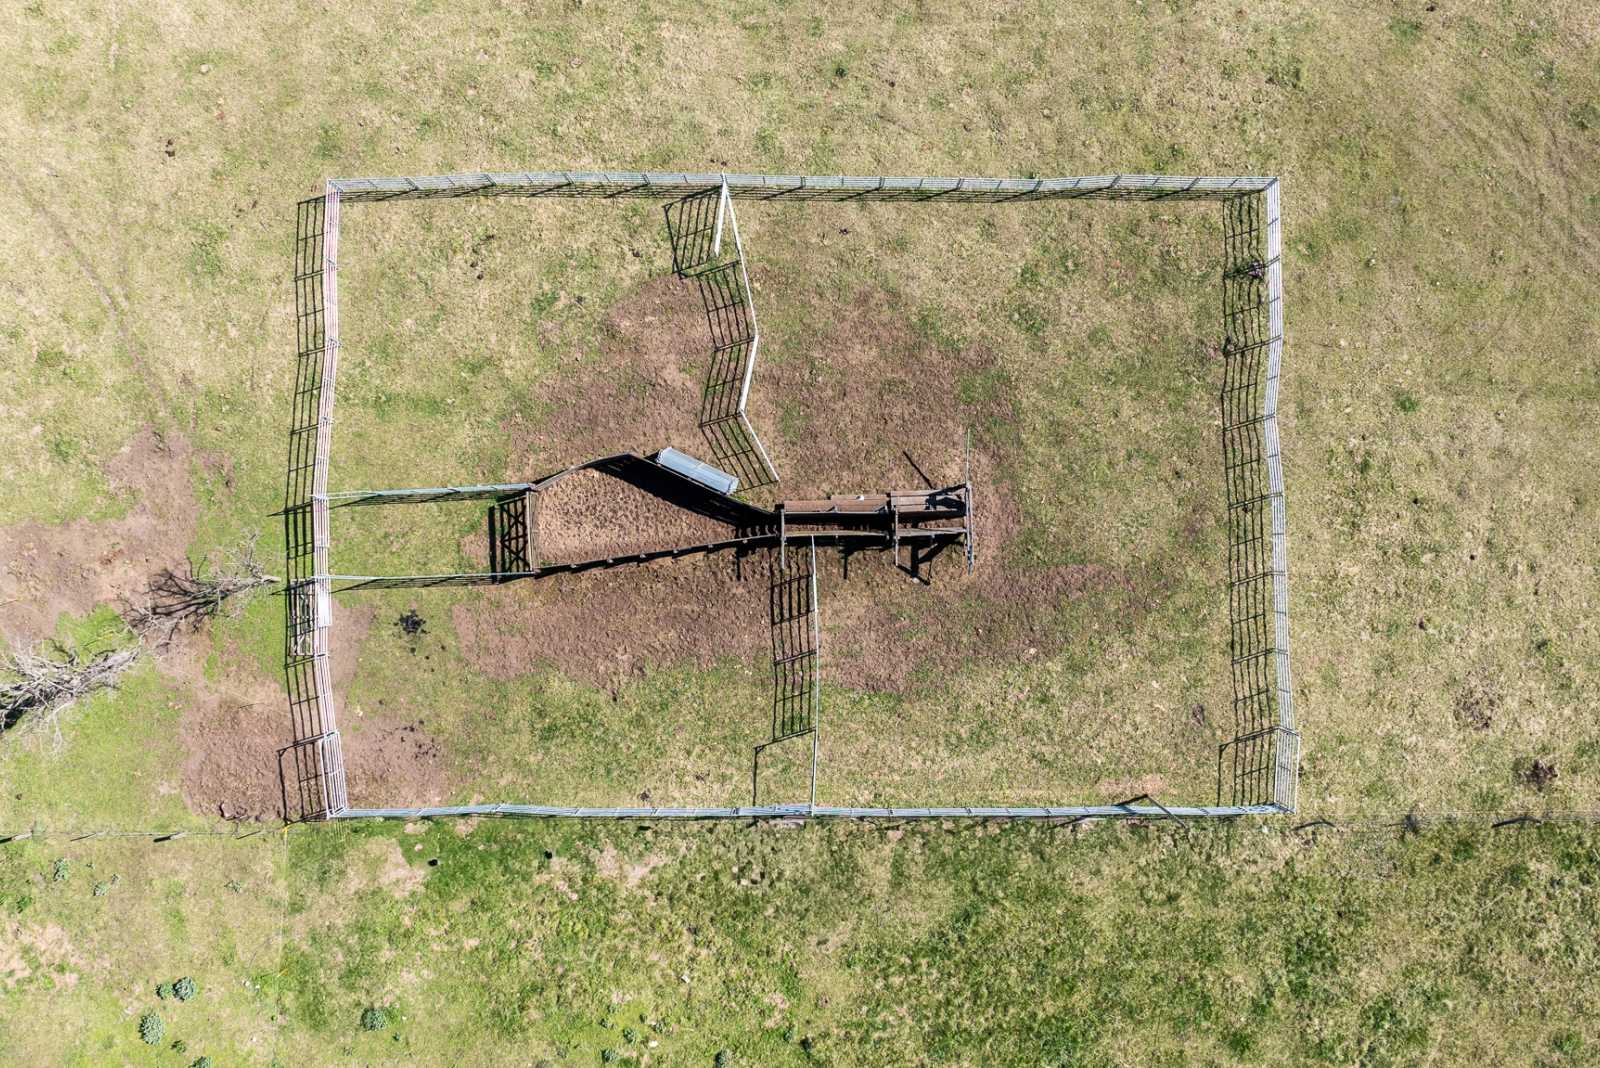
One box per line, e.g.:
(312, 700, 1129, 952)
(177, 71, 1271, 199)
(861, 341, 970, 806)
(754, 537, 823, 809)
(666, 185, 778, 489)
(319, 452, 974, 592)
(283, 170, 1295, 824)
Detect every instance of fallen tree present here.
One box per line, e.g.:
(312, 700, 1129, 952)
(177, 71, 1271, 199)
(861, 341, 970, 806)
(125, 535, 278, 646)
(1, 642, 140, 746)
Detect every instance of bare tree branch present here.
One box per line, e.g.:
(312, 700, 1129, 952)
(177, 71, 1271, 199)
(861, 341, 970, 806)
(125, 533, 279, 647)
(1, 642, 140, 749)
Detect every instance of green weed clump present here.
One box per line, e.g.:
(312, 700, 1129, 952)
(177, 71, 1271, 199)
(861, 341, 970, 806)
(138, 1012, 164, 1045)
(360, 1006, 387, 1032)
(190, 1057, 214, 1068)
(156, 981, 175, 1000)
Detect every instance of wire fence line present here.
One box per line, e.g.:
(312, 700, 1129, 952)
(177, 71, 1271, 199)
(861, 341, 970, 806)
(277, 171, 1298, 823)
(0, 826, 278, 843)
(282, 190, 347, 821)
(8, 808, 1600, 845)
(328, 171, 1278, 203)
(1218, 182, 1297, 812)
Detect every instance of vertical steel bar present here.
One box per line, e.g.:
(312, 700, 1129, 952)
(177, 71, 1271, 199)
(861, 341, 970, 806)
(712, 178, 728, 256)
(313, 184, 345, 817)
(809, 538, 821, 813)
(1262, 179, 1295, 811)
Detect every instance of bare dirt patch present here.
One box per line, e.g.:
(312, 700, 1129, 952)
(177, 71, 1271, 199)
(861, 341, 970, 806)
(161, 635, 291, 823)
(334, 602, 378, 689)
(1, 921, 85, 989)
(454, 553, 764, 686)
(535, 468, 728, 564)
(343, 837, 427, 899)
(592, 842, 672, 891)
(343, 716, 449, 809)
(0, 427, 209, 645)
(1454, 674, 1501, 732)
(0, 935, 30, 989)
(471, 278, 1140, 693)
(1515, 756, 1559, 792)
(505, 275, 706, 476)
(163, 603, 386, 822)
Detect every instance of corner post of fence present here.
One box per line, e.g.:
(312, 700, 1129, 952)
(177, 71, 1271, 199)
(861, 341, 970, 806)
(712, 175, 729, 256)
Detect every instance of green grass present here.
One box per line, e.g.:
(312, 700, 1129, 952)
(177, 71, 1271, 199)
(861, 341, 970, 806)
(12, 819, 1594, 1066)
(0, 608, 205, 833)
(0, 835, 283, 1066)
(1, 0, 1598, 1059)
(1, 4, 1594, 800)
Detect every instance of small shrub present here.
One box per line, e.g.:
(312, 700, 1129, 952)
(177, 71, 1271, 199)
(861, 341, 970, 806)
(360, 1006, 387, 1032)
(1009, 302, 1047, 338)
(172, 1038, 188, 1054)
(1388, 17, 1423, 43)
(191, 1057, 214, 1068)
(1265, 56, 1303, 90)
(601, 1051, 619, 1065)
(1395, 391, 1420, 413)
(173, 976, 197, 1001)
(715, 1051, 732, 1068)
(1514, 756, 1559, 791)
(157, 981, 175, 1000)
(139, 1012, 165, 1045)
(51, 858, 70, 882)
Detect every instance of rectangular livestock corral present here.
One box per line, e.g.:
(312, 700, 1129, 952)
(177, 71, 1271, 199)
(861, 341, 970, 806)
(282, 171, 1295, 824)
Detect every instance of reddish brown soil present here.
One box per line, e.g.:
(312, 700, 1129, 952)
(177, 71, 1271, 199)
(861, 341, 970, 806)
(0, 426, 449, 819)
(0, 427, 207, 645)
(455, 554, 764, 685)
(157, 602, 378, 822)
(504, 276, 706, 479)
(342, 715, 449, 809)
(172, 596, 450, 818)
(163, 634, 291, 822)
(465, 279, 1140, 693)
(535, 468, 728, 565)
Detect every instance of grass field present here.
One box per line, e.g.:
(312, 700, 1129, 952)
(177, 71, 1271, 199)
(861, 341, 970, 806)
(2, 0, 1598, 1062)
(3, 821, 1598, 1065)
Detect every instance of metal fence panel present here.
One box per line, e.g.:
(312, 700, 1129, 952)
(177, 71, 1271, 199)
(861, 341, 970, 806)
(285, 171, 1296, 821)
